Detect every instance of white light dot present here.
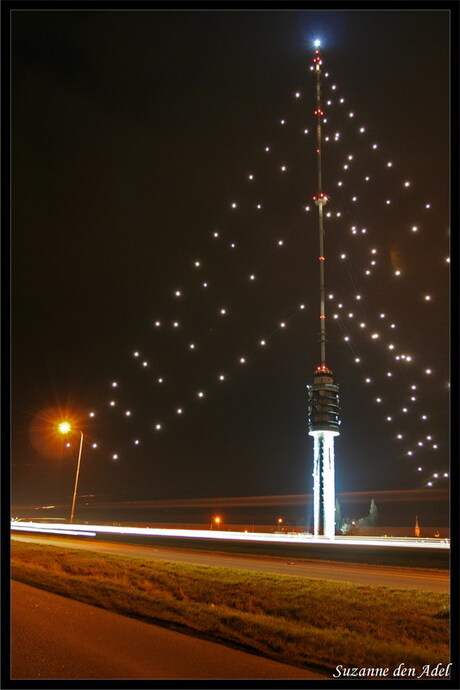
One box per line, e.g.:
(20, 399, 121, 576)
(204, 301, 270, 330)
(112, 454, 118, 460)
(142, 361, 148, 367)
(133, 351, 139, 357)
(355, 357, 361, 363)
(349, 112, 354, 118)
(427, 482, 433, 487)
(404, 181, 411, 187)
(372, 144, 378, 149)
(376, 397, 382, 403)
(337, 181, 343, 187)
(203, 282, 208, 288)
(220, 308, 227, 315)
(177, 408, 183, 415)
(340, 253, 346, 259)
(125, 410, 131, 416)
(394, 270, 401, 276)
(280, 119, 285, 125)
(371, 333, 379, 339)
(304, 129, 309, 135)
(175, 290, 182, 297)
(365, 176, 370, 181)
(397, 434, 403, 439)
(248, 174, 254, 180)
(387, 161, 393, 167)
(231, 202, 237, 209)
(281, 165, 287, 172)
(213, 231, 219, 238)
(411, 226, 418, 232)
(240, 357, 246, 364)
(189, 343, 195, 350)
(260, 340, 266, 346)
(359, 127, 365, 133)
(299, 304, 305, 310)
(92, 443, 98, 448)
(89, 412, 95, 418)
(256, 204, 262, 209)
(295, 92, 301, 98)
(387, 372, 392, 377)
(360, 322, 366, 328)
(230, 243, 236, 248)
(418, 467, 423, 472)
(407, 451, 413, 456)
(422, 415, 428, 420)
(265, 146, 270, 152)
(173, 321, 179, 327)
(197, 391, 204, 398)
(194, 261, 201, 267)
(425, 369, 432, 375)
(424, 295, 432, 301)
(249, 274, 255, 281)
(111, 381, 118, 388)
(356, 294, 361, 300)
(154, 321, 161, 327)
(219, 374, 225, 381)
(110, 401, 115, 406)
(278, 240, 284, 246)
(134, 440, 139, 445)
(158, 377, 163, 383)
(425, 203, 431, 209)
(155, 423, 162, 430)
(444, 473, 449, 478)
(280, 322, 286, 328)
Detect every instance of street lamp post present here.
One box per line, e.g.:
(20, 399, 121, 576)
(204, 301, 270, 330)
(58, 422, 84, 524)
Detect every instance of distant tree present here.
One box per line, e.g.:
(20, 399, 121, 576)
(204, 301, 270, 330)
(335, 498, 343, 532)
(369, 499, 379, 526)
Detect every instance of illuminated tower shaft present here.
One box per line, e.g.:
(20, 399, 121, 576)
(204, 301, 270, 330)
(307, 45, 340, 539)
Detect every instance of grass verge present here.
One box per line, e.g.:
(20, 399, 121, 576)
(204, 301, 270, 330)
(11, 540, 449, 673)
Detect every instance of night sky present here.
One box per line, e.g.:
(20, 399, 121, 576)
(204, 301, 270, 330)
(11, 8, 450, 526)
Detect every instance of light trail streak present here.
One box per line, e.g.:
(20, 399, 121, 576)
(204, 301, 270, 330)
(10, 524, 96, 537)
(11, 521, 449, 549)
(12, 488, 448, 513)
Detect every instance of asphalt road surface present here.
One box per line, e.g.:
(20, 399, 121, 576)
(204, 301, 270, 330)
(11, 581, 327, 680)
(13, 534, 450, 591)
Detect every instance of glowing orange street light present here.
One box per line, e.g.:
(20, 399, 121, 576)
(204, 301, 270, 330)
(211, 515, 221, 530)
(58, 421, 84, 524)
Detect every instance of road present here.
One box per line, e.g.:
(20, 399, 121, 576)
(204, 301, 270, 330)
(11, 581, 326, 680)
(12, 534, 450, 591)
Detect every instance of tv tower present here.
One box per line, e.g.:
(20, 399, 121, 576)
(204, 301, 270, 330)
(307, 41, 341, 538)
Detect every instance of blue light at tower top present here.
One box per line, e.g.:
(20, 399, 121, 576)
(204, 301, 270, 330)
(313, 39, 322, 48)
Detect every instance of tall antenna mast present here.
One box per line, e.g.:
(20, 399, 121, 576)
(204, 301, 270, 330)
(313, 41, 328, 366)
(307, 40, 341, 538)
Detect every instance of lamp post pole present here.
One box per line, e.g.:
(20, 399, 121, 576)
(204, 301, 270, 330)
(70, 430, 84, 524)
